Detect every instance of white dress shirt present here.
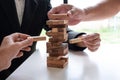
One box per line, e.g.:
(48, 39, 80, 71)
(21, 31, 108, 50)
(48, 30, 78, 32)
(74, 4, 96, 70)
(15, 0, 25, 25)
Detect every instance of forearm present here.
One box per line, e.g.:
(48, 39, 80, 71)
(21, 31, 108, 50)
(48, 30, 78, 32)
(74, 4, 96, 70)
(0, 48, 11, 71)
(82, 0, 120, 21)
(0, 58, 9, 72)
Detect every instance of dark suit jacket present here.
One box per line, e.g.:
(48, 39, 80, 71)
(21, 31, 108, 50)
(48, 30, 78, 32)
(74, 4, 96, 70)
(0, 0, 86, 79)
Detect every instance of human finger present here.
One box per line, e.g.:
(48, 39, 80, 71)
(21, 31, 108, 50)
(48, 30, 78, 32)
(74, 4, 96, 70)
(84, 40, 100, 52)
(16, 37, 33, 50)
(10, 33, 30, 41)
(83, 33, 100, 41)
(22, 47, 31, 52)
(15, 51, 24, 58)
(48, 4, 73, 19)
(87, 43, 100, 52)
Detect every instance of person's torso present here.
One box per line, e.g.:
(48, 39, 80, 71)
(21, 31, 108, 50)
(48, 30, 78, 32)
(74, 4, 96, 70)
(0, 0, 51, 43)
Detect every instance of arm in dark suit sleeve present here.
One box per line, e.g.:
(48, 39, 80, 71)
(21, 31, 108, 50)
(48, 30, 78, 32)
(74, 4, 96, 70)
(43, 0, 52, 31)
(67, 28, 86, 51)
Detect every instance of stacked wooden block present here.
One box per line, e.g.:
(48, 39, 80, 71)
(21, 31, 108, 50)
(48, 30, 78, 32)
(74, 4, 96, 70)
(46, 14, 69, 68)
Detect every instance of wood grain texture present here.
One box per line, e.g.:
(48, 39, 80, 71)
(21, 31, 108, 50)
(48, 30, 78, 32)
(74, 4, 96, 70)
(28, 36, 46, 41)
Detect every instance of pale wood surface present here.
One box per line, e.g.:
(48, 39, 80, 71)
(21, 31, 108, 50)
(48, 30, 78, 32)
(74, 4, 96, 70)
(69, 37, 82, 44)
(28, 36, 46, 42)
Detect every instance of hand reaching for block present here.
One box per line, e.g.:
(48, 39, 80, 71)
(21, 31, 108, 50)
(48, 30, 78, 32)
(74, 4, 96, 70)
(69, 33, 101, 52)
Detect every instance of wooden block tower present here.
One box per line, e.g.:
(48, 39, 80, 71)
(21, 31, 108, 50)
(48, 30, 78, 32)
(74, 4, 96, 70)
(46, 14, 68, 68)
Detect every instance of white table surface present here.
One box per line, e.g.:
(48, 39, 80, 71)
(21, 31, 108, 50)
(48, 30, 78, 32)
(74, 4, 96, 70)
(6, 41, 120, 80)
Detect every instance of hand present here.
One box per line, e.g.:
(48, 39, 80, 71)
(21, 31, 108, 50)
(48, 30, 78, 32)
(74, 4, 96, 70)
(0, 33, 33, 69)
(77, 33, 101, 52)
(1, 33, 33, 59)
(48, 4, 85, 25)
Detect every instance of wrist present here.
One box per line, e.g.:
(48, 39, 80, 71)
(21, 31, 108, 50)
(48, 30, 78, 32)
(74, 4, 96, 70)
(0, 48, 11, 71)
(77, 8, 86, 22)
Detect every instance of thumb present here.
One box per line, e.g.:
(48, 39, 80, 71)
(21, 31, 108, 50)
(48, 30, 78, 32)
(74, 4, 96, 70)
(17, 38, 33, 49)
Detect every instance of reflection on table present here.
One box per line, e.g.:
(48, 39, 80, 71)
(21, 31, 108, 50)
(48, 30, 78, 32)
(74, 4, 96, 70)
(6, 41, 120, 80)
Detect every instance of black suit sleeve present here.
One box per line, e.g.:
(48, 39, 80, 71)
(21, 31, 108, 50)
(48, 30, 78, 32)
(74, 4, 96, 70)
(43, 0, 52, 31)
(67, 28, 86, 51)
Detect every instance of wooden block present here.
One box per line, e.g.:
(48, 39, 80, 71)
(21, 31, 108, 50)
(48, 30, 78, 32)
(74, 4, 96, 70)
(51, 33, 68, 42)
(57, 28, 67, 32)
(51, 28, 58, 32)
(46, 20, 68, 25)
(49, 13, 68, 20)
(69, 37, 83, 44)
(47, 56, 62, 60)
(51, 28, 67, 33)
(49, 37, 59, 42)
(47, 48, 65, 56)
(46, 31, 66, 37)
(46, 42, 62, 49)
(48, 24, 68, 28)
(47, 57, 68, 68)
(49, 33, 68, 42)
(28, 36, 46, 41)
(47, 45, 68, 57)
(47, 42, 68, 50)
(47, 42, 62, 47)
(48, 34, 68, 42)
(47, 48, 68, 56)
